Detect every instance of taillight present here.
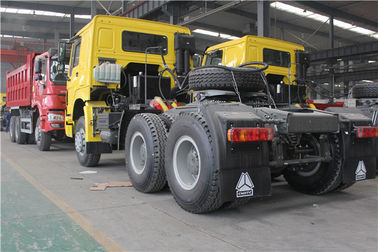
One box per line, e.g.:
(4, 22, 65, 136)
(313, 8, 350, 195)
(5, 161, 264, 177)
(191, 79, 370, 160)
(227, 128, 274, 142)
(356, 127, 378, 138)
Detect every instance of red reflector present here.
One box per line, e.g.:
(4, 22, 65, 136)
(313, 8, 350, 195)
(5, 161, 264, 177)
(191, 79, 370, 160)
(149, 99, 163, 111)
(356, 127, 378, 138)
(227, 128, 274, 142)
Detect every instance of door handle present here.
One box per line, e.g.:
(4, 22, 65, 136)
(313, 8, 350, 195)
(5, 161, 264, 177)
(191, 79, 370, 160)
(76, 72, 78, 77)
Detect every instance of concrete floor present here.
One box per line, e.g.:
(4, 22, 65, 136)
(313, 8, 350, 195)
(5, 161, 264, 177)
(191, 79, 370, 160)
(1, 131, 377, 252)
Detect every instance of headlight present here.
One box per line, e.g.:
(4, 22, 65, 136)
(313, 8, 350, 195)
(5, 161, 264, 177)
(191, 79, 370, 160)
(48, 113, 64, 122)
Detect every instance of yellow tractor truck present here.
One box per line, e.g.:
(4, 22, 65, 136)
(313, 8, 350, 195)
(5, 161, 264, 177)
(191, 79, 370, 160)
(203, 35, 310, 107)
(59, 15, 194, 167)
(58, 17, 377, 213)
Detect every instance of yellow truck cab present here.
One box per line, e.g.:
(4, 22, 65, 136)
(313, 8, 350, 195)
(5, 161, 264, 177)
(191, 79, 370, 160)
(203, 35, 310, 106)
(0, 93, 6, 107)
(60, 15, 194, 166)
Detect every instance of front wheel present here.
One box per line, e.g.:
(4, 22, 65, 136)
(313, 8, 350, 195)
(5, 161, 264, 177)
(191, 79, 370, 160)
(15, 116, 27, 144)
(35, 118, 51, 151)
(125, 113, 167, 193)
(9, 116, 16, 142)
(165, 112, 222, 213)
(75, 116, 101, 167)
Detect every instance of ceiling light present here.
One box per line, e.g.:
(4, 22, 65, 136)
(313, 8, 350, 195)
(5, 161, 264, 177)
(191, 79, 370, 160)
(368, 60, 376, 63)
(75, 15, 91, 19)
(362, 80, 374, 83)
(271, 2, 378, 40)
(193, 29, 240, 40)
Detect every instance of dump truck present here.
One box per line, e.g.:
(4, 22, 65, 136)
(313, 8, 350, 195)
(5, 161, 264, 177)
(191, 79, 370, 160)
(60, 16, 377, 213)
(6, 50, 67, 150)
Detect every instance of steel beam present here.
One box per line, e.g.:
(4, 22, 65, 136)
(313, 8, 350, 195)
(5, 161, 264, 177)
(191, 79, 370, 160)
(1, 1, 87, 15)
(1, 15, 87, 30)
(310, 41, 378, 62)
(0, 49, 32, 63)
(179, 1, 242, 26)
(91, 0, 97, 19)
(1, 30, 70, 40)
(200, 2, 357, 43)
(70, 13, 75, 38)
(123, 1, 168, 19)
(257, 0, 270, 37)
(328, 15, 335, 103)
(308, 69, 378, 83)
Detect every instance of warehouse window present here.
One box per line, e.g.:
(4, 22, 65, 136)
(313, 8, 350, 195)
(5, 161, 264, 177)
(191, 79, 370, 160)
(204, 50, 223, 66)
(263, 48, 290, 67)
(122, 31, 167, 55)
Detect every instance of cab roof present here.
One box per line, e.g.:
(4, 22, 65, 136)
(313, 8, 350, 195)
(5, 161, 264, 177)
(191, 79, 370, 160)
(206, 35, 304, 53)
(73, 15, 191, 39)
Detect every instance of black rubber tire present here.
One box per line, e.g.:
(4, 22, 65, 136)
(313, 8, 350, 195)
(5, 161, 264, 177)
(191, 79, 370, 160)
(35, 118, 51, 151)
(188, 67, 265, 92)
(9, 116, 16, 143)
(15, 116, 27, 144)
(159, 113, 177, 131)
(75, 116, 101, 167)
(27, 133, 36, 144)
(125, 113, 167, 193)
(352, 83, 378, 98)
(283, 134, 343, 195)
(165, 112, 222, 213)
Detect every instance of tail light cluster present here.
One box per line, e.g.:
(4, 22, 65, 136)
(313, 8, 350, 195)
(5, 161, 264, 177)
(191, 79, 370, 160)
(227, 127, 274, 143)
(356, 127, 378, 138)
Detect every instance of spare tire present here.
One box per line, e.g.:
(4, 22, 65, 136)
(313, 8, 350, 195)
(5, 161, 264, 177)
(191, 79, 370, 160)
(352, 83, 378, 98)
(188, 66, 265, 92)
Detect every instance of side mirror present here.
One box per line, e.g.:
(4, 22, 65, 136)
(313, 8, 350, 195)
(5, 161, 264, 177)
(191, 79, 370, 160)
(34, 59, 42, 74)
(58, 41, 67, 63)
(193, 54, 203, 68)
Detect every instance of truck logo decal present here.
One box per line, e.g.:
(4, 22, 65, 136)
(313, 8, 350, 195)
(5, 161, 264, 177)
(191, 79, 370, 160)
(236, 172, 254, 198)
(355, 160, 367, 181)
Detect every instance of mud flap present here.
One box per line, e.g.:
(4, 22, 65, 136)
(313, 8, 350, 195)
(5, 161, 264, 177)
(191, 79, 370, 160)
(220, 166, 271, 203)
(341, 135, 376, 185)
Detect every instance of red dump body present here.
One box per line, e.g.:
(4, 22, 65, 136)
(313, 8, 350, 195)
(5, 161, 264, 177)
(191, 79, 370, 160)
(6, 51, 66, 133)
(6, 53, 40, 107)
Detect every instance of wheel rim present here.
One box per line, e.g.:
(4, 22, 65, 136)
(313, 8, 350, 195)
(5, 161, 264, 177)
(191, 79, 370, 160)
(173, 135, 201, 191)
(296, 137, 321, 177)
(10, 119, 14, 138)
(35, 121, 41, 145)
(15, 119, 19, 140)
(75, 127, 86, 155)
(130, 132, 147, 175)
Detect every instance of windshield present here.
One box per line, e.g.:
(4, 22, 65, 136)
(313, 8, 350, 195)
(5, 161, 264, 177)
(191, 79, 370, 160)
(50, 59, 68, 85)
(204, 50, 223, 66)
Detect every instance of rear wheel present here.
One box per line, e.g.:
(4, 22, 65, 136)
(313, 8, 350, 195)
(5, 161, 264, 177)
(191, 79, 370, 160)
(9, 116, 16, 142)
(15, 116, 27, 144)
(35, 118, 51, 151)
(165, 112, 222, 213)
(283, 134, 342, 195)
(125, 113, 167, 193)
(75, 116, 101, 167)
